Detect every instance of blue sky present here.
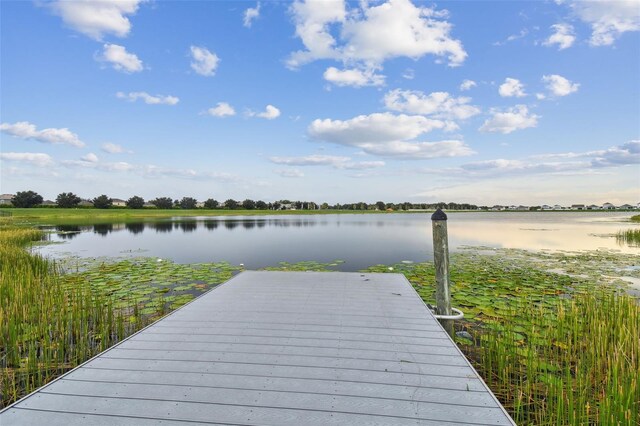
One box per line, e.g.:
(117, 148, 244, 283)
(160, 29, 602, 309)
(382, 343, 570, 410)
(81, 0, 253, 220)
(1, 0, 639, 205)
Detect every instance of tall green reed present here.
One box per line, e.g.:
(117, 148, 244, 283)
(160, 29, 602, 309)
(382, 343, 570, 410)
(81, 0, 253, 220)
(0, 225, 145, 407)
(616, 229, 640, 247)
(469, 292, 639, 425)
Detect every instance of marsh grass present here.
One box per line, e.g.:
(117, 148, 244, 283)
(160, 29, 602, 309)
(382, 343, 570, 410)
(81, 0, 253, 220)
(616, 228, 640, 247)
(468, 292, 639, 425)
(0, 225, 146, 408)
(363, 252, 639, 425)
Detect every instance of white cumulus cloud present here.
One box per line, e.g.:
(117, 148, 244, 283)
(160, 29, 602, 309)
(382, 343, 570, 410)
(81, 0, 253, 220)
(359, 139, 474, 158)
(116, 91, 179, 105)
(323, 67, 385, 87)
(479, 105, 539, 134)
(98, 43, 143, 73)
(308, 112, 474, 159)
(383, 89, 480, 120)
(244, 3, 260, 28)
(499, 78, 526, 97)
(566, 0, 640, 46)
(49, 0, 143, 40)
(459, 79, 477, 91)
(1, 121, 85, 147)
(190, 46, 219, 77)
(101, 143, 131, 154)
(206, 102, 236, 117)
(82, 153, 99, 163)
(288, 0, 466, 75)
(591, 140, 640, 167)
(251, 105, 281, 120)
(542, 74, 580, 97)
(543, 23, 576, 50)
(0, 152, 54, 167)
(309, 113, 446, 145)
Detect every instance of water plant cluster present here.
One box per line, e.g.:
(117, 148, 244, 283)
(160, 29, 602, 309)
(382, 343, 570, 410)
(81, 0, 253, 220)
(617, 228, 640, 247)
(475, 291, 638, 425)
(362, 249, 639, 425)
(0, 222, 242, 408)
(0, 223, 145, 407)
(58, 256, 242, 318)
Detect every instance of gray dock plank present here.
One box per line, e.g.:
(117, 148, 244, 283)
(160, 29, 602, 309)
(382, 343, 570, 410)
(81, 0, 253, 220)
(1, 271, 514, 425)
(61, 368, 499, 407)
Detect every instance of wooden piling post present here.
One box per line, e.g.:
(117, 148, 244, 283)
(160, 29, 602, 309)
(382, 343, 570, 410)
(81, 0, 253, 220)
(431, 208, 453, 336)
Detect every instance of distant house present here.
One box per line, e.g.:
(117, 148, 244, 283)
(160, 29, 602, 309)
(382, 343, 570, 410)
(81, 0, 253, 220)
(0, 194, 14, 205)
(587, 205, 600, 210)
(112, 198, 126, 207)
(619, 204, 634, 210)
(541, 204, 552, 211)
(553, 205, 564, 210)
(41, 200, 56, 206)
(490, 205, 505, 211)
(143, 202, 156, 208)
(516, 205, 529, 211)
(571, 204, 585, 210)
(602, 202, 615, 210)
(196, 201, 205, 208)
(78, 200, 94, 207)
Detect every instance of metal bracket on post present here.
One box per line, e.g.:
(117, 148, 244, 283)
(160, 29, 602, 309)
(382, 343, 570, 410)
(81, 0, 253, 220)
(431, 208, 454, 336)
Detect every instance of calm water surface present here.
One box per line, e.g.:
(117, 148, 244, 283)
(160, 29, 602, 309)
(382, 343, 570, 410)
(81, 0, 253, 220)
(36, 212, 639, 271)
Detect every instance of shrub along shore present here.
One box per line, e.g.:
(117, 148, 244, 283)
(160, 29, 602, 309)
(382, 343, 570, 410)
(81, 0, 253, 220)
(1, 217, 638, 424)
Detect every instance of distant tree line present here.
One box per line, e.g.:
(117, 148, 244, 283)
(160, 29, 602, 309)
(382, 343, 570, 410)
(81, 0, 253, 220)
(4, 190, 481, 211)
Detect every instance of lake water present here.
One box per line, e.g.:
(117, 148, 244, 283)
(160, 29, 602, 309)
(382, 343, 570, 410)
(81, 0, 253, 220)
(36, 212, 639, 271)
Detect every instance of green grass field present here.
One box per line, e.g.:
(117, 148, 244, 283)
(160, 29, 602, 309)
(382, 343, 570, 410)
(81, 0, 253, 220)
(2, 208, 396, 225)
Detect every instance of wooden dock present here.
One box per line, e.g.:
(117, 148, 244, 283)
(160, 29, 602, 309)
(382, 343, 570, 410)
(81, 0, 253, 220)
(1, 271, 515, 425)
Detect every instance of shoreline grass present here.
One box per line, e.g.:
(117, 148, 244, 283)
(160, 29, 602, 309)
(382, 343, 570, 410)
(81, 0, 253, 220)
(617, 228, 640, 246)
(0, 221, 147, 408)
(2, 208, 404, 226)
(363, 253, 639, 425)
(469, 292, 639, 425)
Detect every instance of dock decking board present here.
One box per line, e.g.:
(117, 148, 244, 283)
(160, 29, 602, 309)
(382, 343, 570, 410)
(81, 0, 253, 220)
(1, 271, 515, 425)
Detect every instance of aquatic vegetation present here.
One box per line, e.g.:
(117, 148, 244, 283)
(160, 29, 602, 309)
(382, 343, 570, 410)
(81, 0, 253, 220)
(364, 249, 640, 425)
(261, 260, 344, 272)
(0, 226, 145, 408)
(616, 228, 640, 247)
(473, 292, 639, 425)
(631, 215, 640, 223)
(1, 226, 243, 407)
(59, 257, 242, 319)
